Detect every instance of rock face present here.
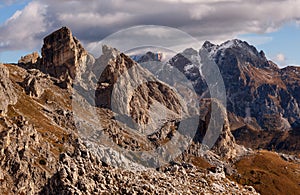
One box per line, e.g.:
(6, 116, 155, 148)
(202, 40, 300, 132)
(133, 51, 163, 63)
(0, 116, 49, 194)
(0, 64, 17, 115)
(2, 27, 300, 194)
(41, 27, 89, 88)
(94, 45, 183, 132)
(186, 99, 247, 162)
(169, 39, 300, 152)
(18, 52, 40, 64)
(0, 60, 258, 195)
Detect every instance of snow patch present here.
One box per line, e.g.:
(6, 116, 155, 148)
(184, 63, 195, 72)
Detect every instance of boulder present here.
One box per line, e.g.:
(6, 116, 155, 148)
(18, 52, 40, 64)
(21, 69, 50, 98)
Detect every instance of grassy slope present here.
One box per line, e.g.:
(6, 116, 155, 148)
(232, 150, 300, 195)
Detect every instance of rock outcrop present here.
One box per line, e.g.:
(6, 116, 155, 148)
(21, 69, 50, 98)
(186, 99, 247, 162)
(0, 64, 17, 115)
(18, 52, 40, 65)
(41, 27, 89, 88)
(0, 116, 48, 194)
(94, 45, 184, 132)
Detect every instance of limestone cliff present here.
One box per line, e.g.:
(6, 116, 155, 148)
(41, 27, 89, 88)
(0, 64, 17, 115)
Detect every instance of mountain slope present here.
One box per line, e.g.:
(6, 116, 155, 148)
(0, 27, 264, 194)
(168, 39, 300, 153)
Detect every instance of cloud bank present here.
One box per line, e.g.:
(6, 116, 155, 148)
(0, 0, 300, 55)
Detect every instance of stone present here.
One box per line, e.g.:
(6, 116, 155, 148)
(18, 52, 40, 64)
(41, 27, 89, 88)
(21, 69, 48, 98)
(0, 64, 17, 115)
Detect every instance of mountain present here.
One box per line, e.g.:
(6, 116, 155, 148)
(0, 27, 299, 194)
(131, 51, 163, 62)
(168, 39, 300, 153)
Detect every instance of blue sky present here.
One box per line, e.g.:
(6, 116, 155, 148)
(238, 23, 300, 67)
(0, 0, 299, 68)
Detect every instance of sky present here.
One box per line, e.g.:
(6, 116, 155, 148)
(0, 0, 299, 67)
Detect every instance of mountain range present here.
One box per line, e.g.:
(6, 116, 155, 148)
(0, 27, 299, 194)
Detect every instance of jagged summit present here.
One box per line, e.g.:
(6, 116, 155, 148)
(202, 39, 267, 63)
(168, 37, 300, 154)
(202, 39, 272, 70)
(101, 44, 119, 57)
(17, 27, 93, 89)
(43, 26, 72, 42)
(131, 51, 164, 63)
(203, 39, 251, 50)
(182, 47, 198, 56)
(41, 26, 89, 88)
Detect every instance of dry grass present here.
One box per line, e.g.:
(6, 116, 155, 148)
(232, 150, 300, 195)
(5, 64, 72, 157)
(189, 156, 212, 170)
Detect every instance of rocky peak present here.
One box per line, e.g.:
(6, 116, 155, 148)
(199, 40, 300, 132)
(95, 45, 135, 88)
(203, 41, 216, 50)
(135, 51, 164, 63)
(202, 39, 269, 69)
(169, 39, 300, 152)
(102, 45, 119, 58)
(181, 48, 198, 58)
(169, 48, 200, 73)
(41, 27, 88, 88)
(94, 46, 183, 130)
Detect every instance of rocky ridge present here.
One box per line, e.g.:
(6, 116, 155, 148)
(1, 26, 299, 194)
(168, 39, 300, 153)
(0, 62, 257, 194)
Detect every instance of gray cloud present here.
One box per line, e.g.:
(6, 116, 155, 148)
(0, 0, 300, 54)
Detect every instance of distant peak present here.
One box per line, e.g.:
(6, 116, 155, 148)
(58, 26, 71, 33)
(218, 39, 246, 50)
(102, 45, 119, 56)
(203, 39, 248, 51)
(182, 48, 198, 56)
(202, 41, 215, 49)
(44, 26, 72, 41)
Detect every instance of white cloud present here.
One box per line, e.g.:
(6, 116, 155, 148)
(58, 12, 133, 28)
(1, 0, 300, 58)
(276, 53, 286, 62)
(0, 1, 48, 51)
(274, 53, 287, 67)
